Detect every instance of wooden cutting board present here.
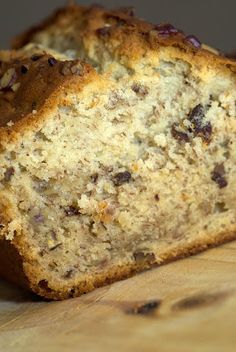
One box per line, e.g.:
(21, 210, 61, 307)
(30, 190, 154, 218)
(1, 242, 236, 352)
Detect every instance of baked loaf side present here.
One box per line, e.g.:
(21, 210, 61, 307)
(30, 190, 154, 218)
(12, 4, 229, 75)
(0, 5, 235, 300)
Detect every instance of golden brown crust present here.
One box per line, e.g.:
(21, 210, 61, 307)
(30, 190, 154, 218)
(0, 53, 93, 129)
(1, 227, 235, 300)
(0, 51, 98, 149)
(12, 3, 236, 71)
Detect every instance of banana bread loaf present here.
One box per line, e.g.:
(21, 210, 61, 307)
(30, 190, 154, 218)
(0, 4, 236, 300)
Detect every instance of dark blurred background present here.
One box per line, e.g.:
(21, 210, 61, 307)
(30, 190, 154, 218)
(0, 0, 235, 53)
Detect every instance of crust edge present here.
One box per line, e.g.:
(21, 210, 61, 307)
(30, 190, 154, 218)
(0, 228, 235, 301)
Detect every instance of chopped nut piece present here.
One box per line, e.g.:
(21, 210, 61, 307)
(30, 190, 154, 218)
(12, 82, 21, 92)
(187, 104, 212, 142)
(131, 83, 149, 96)
(65, 206, 81, 216)
(0, 68, 17, 90)
(34, 214, 44, 223)
(31, 54, 42, 61)
(189, 105, 205, 127)
(113, 171, 131, 186)
(134, 252, 156, 264)
(171, 124, 190, 143)
(71, 65, 81, 74)
(48, 57, 58, 67)
(91, 173, 99, 183)
(60, 62, 83, 76)
(155, 23, 179, 37)
(3, 167, 14, 182)
(7, 120, 14, 127)
(211, 164, 228, 188)
(185, 35, 201, 49)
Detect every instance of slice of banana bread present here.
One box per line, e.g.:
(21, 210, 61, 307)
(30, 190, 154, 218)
(0, 5, 236, 300)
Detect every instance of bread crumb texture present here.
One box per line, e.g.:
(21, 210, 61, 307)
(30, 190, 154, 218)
(0, 4, 236, 300)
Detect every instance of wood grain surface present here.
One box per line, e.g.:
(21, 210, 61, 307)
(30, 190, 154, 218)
(1, 242, 236, 352)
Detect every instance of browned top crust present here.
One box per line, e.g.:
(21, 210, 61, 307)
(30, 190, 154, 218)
(0, 52, 93, 131)
(2, 3, 236, 142)
(12, 3, 236, 69)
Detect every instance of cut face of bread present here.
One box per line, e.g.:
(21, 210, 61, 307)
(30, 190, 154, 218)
(0, 5, 236, 300)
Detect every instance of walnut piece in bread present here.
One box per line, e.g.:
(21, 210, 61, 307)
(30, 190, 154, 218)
(0, 4, 236, 300)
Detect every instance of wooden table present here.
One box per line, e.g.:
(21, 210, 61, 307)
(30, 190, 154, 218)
(1, 242, 236, 352)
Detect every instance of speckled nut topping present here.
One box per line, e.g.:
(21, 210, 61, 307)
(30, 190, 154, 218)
(12, 4, 233, 69)
(0, 52, 93, 128)
(0, 4, 236, 300)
